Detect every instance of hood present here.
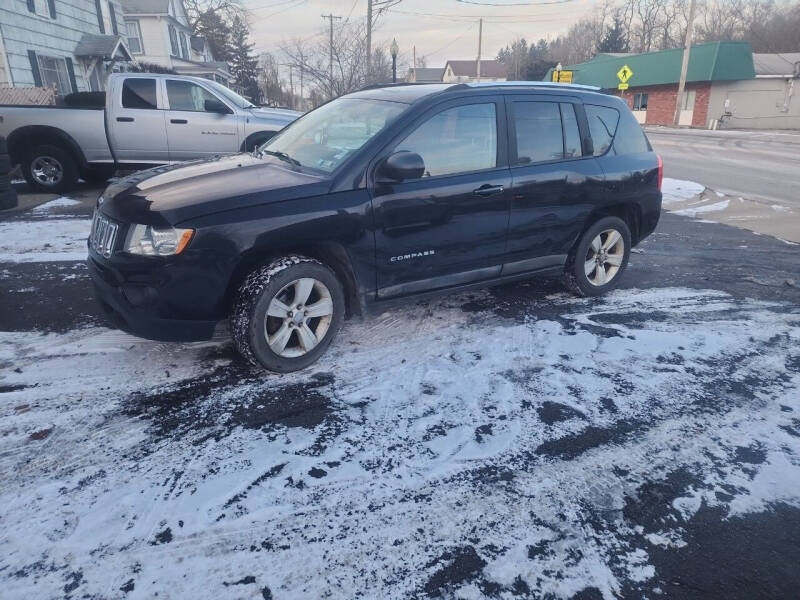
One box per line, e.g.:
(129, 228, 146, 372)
(250, 107, 303, 122)
(101, 154, 330, 226)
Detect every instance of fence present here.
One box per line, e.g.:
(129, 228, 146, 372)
(0, 86, 57, 105)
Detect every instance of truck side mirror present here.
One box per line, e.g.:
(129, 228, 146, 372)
(376, 151, 425, 183)
(204, 99, 232, 114)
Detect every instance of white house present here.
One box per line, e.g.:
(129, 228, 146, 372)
(0, 0, 132, 94)
(120, 0, 231, 84)
(442, 60, 507, 83)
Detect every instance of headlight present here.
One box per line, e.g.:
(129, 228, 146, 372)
(124, 225, 194, 256)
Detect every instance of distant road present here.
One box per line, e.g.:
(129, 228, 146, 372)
(647, 128, 800, 210)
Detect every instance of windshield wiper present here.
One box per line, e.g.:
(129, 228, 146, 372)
(259, 149, 302, 167)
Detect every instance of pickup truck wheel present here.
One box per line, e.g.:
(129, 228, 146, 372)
(231, 256, 345, 373)
(23, 145, 78, 193)
(563, 216, 631, 297)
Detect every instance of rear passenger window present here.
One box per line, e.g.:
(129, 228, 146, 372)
(560, 103, 582, 158)
(585, 105, 619, 156)
(122, 78, 157, 110)
(513, 102, 562, 164)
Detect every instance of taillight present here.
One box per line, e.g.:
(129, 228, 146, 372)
(657, 154, 663, 190)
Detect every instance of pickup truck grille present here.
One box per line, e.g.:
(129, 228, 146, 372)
(90, 212, 119, 258)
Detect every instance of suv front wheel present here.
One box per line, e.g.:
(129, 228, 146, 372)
(231, 256, 345, 372)
(564, 216, 631, 297)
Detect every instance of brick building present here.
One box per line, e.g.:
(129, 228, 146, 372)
(545, 42, 800, 129)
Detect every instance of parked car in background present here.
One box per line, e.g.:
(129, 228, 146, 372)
(0, 73, 301, 192)
(88, 81, 662, 372)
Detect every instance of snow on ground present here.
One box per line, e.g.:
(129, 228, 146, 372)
(0, 218, 90, 263)
(1, 286, 798, 599)
(671, 199, 730, 218)
(660, 178, 705, 205)
(31, 197, 82, 215)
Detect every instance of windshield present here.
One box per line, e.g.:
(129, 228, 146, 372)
(258, 97, 407, 173)
(205, 79, 254, 109)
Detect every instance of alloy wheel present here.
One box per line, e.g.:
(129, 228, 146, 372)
(31, 155, 64, 186)
(584, 228, 625, 286)
(264, 277, 334, 358)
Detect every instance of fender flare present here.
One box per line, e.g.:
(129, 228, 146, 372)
(6, 125, 88, 169)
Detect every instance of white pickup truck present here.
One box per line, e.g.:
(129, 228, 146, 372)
(0, 73, 301, 192)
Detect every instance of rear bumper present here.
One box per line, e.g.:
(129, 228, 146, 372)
(88, 256, 218, 342)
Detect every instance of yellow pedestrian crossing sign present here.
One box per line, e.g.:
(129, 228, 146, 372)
(617, 65, 633, 84)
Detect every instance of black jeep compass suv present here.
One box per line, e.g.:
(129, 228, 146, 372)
(88, 82, 662, 372)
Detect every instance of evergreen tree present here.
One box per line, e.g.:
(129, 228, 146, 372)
(597, 15, 629, 54)
(194, 8, 233, 63)
(229, 15, 259, 101)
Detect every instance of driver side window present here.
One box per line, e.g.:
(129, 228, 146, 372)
(394, 103, 497, 179)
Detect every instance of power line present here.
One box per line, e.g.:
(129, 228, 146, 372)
(321, 12, 342, 96)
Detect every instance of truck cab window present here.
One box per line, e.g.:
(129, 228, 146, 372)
(122, 78, 157, 109)
(166, 80, 221, 112)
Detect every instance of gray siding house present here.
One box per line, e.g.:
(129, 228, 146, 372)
(0, 0, 132, 95)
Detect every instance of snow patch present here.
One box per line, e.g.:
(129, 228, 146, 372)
(661, 178, 705, 205)
(672, 199, 730, 218)
(31, 197, 82, 214)
(0, 218, 90, 263)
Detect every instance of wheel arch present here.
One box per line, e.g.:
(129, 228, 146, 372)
(567, 203, 641, 265)
(224, 241, 362, 319)
(6, 125, 88, 168)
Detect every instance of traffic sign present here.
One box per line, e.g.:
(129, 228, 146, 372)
(617, 65, 633, 84)
(551, 70, 574, 83)
(618, 83, 629, 90)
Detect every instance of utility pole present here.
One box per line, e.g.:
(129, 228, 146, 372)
(413, 45, 416, 79)
(476, 18, 483, 82)
(673, 0, 697, 126)
(366, 0, 373, 84)
(321, 13, 342, 97)
(281, 63, 294, 109)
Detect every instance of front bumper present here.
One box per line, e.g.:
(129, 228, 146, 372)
(88, 255, 218, 342)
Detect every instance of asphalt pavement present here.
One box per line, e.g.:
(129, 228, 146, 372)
(1, 188, 799, 599)
(647, 127, 800, 209)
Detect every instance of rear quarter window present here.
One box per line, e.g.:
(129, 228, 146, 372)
(585, 104, 619, 156)
(612, 111, 652, 155)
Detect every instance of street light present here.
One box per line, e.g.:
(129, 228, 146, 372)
(390, 38, 399, 84)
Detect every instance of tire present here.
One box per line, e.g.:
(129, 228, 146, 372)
(0, 154, 12, 175)
(22, 144, 79, 193)
(231, 255, 345, 373)
(563, 216, 631, 297)
(80, 165, 116, 184)
(0, 136, 7, 154)
(0, 188, 18, 210)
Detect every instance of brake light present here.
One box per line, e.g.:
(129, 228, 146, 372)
(657, 154, 663, 190)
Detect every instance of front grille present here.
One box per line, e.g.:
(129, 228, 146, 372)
(90, 211, 119, 258)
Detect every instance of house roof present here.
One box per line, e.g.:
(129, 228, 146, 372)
(74, 34, 133, 61)
(409, 67, 444, 82)
(752, 53, 800, 77)
(547, 41, 756, 88)
(445, 59, 506, 78)
(119, 0, 170, 14)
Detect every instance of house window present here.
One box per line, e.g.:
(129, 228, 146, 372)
(126, 21, 143, 54)
(179, 33, 189, 59)
(168, 24, 179, 56)
(633, 93, 648, 111)
(37, 55, 73, 95)
(681, 89, 696, 111)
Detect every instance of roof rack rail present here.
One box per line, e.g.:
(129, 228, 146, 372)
(356, 82, 453, 92)
(454, 81, 601, 92)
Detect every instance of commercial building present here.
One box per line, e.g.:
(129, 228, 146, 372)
(549, 41, 800, 129)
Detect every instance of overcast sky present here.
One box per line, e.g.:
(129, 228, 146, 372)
(243, 0, 598, 77)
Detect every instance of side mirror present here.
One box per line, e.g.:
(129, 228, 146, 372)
(377, 151, 425, 183)
(204, 98, 232, 114)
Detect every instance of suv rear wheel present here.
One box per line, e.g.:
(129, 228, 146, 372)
(564, 216, 631, 297)
(231, 256, 345, 372)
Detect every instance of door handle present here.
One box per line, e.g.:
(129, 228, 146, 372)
(473, 184, 504, 197)
(170, 119, 188, 124)
(116, 117, 134, 122)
